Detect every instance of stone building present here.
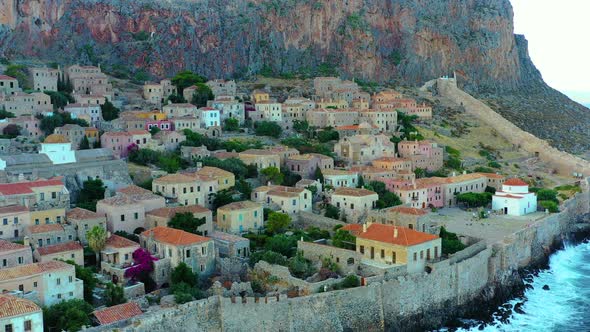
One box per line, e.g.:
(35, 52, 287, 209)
(0, 260, 83, 306)
(208, 231, 250, 258)
(54, 124, 87, 149)
(191, 166, 235, 191)
(206, 79, 237, 97)
(65, 65, 113, 100)
(252, 185, 312, 215)
(265, 145, 300, 166)
(100, 130, 151, 159)
(1, 92, 52, 116)
(93, 301, 143, 326)
(25, 223, 76, 249)
(152, 130, 186, 151)
(100, 234, 140, 285)
(333, 134, 396, 165)
(306, 108, 359, 128)
(96, 195, 147, 234)
(0, 75, 20, 95)
(238, 149, 281, 170)
(163, 103, 198, 119)
(180, 145, 210, 161)
(286, 153, 334, 179)
(0, 240, 33, 268)
(358, 109, 398, 132)
(66, 207, 106, 245)
(252, 101, 282, 122)
(30, 67, 59, 92)
(152, 173, 204, 207)
(33, 241, 84, 266)
(140, 226, 216, 281)
(73, 93, 105, 106)
(0, 294, 43, 332)
(210, 97, 245, 124)
(143, 80, 174, 105)
(397, 140, 443, 172)
(323, 169, 359, 188)
(64, 103, 103, 126)
(0, 205, 30, 240)
(371, 157, 413, 172)
(367, 206, 435, 234)
(330, 187, 378, 223)
(171, 116, 200, 132)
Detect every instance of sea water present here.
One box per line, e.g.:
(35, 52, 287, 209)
(458, 241, 590, 331)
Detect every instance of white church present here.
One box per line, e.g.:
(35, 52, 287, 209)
(492, 178, 537, 216)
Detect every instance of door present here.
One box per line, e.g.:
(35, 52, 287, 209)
(370, 247, 374, 259)
(13, 230, 18, 238)
(504, 207, 508, 214)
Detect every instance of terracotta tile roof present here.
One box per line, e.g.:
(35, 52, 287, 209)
(443, 173, 487, 184)
(141, 226, 210, 246)
(105, 235, 139, 249)
(218, 201, 261, 211)
(36, 241, 83, 256)
(477, 173, 505, 180)
(44, 134, 70, 143)
(0, 261, 71, 281)
(153, 173, 196, 184)
(353, 223, 438, 246)
(503, 178, 528, 186)
(323, 169, 357, 176)
(128, 130, 150, 136)
(341, 224, 363, 234)
(372, 157, 410, 163)
(93, 302, 143, 325)
(0, 294, 41, 319)
(0, 205, 28, 214)
(116, 185, 152, 196)
(0, 75, 17, 81)
(388, 206, 428, 216)
(195, 166, 233, 178)
(67, 207, 101, 220)
(333, 187, 377, 197)
(27, 223, 64, 234)
(213, 151, 239, 159)
(0, 177, 64, 195)
(239, 149, 279, 156)
(267, 186, 305, 198)
(0, 240, 28, 252)
(98, 195, 138, 207)
(209, 231, 248, 243)
(496, 194, 524, 199)
(147, 205, 210, 219)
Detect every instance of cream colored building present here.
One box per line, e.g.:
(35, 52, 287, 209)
(254, 102, 282, 122)
(33, 241, 84, 266)
(30, 67, 59, 92)
(0, 205, 30, 240)
(252, 185, 312, 215)
(217, 201, 264, 235)
(66, 207, 106, 245)
(331, 187, 378, 223)
(334, 134, 397, 165)
(152, 173, 203, 206)
(143, 80, 174, 105)
(163, 103, 198, 118)
(193, 166, 235, 191)
(323, 169, 359, 188)
(146, 205, 213, 236)
(306, 108, 358, 128)
(0, 294, 43, 332)
(358, 109, 398, 132)
(238, 149, 281, 170)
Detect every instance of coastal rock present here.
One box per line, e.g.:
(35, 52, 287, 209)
(542, 285, 550, 291)
(513, 302, 525, 314)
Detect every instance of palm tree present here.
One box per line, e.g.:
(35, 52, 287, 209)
(87, 226, 107, 267)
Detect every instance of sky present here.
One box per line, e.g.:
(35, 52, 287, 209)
(510, 0, 590, 105)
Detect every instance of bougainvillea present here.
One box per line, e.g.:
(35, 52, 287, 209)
(124, 248, 158, 280)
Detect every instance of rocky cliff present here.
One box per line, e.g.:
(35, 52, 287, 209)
(1, 0, 589, 152)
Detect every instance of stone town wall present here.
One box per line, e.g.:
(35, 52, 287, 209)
(436, 79, 590, 176)
(97, 180, 589, 332)
(295, 211, 345, 233)
(298, 240, 362, 275)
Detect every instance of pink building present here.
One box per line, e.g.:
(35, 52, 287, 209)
(397, 140, 443, 172)
(145, 120, 174, 132)
(390, 178, 444, 209)
(100, 130, 151, 158)
(286, 153, 334, 179)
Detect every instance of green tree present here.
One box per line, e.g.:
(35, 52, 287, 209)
(157, 153, 181, 173)
(317, 129, 339, 143)
(212, 189, 235, 210)
(167, 93, 186, 104)
(539, 200, 558, 213)
(171, 70, 207, 94)
(293, 120, 310, 134)
(249, 250, 287, 267)
(105, 282, 126, 306)
(0, 108, 15, 119)
(44, 90, 75, 110)
(254, 121, 282, 138)
(456, 192, 492, 208)
(2, 124, 19, 138)
(332, 229, 356, 250)
(171, 262, 198, 287)
(78, 178, 105, 211)
(168, 212, 206, 235)
(149, 126, 161, 136)
(265, 234, 297, 257)
(288, 251, 316, 279)
(260, 166, 284, 185)
(190, 84, 214, 107)
(414, 168, 426, 179)
(281, 167, 302, 186)
(43, 299, 93, 332)
(4, 64, 31, 89)
(87, 226, 107, 267)
(223, 118, 240, 131)
(314, 166, 324, 183)
(101, 99, 120, 121)
(79, 135, 90, 150)
(440, 226, 466, 255)
(234, 178, 253, 199)
(266, 212, 292, 235)
(324, 204, 340, 219)
(537, 189, 558, 203)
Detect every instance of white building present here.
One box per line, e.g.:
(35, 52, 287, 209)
(199, 107, 220, 128)
(323, 169, 359, 188)
(0, 294, 43, 332)
(210, 98, 245, 124)
(492, 178, 537, 216)
(39, 134, 76, 165)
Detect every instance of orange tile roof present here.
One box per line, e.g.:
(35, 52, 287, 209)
(141, 226, 210, 246)
(476, 172, 505, 179)
(0, 205, 28, 214)
(443, 173, 487, 184)
(239, 149, 279, 156)
(333, 187, 377, 197)
(388, 206, 428, 216)
(0, 177, 64, 195)
(105, 235, 139, 249)
(341, 224, 363, 235)
(0, 294, 41, 319)
(116, 185, 153, 196)
(44, 134, 70, 143)
(503, 178, 528, 186)
(356, 223, 438, 246)
(218, 200, 261, 211)
(98, 195, 138, 207)
(153, 173, 196, 184)
(194, 166, 233, 178)
(67, 207, 101, 220)
(0, 240, 28, 252)
(27, 223, 63, 234)
(147, 205, 210, 219)
(0, 261, 71, 281)
(93, 302, 143, 325)
(36, 241, 83, 256)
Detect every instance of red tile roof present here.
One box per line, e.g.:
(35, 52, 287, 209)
(0, 177, 64, 195)
(333, 187, 378, 197)
(116, 185, 152, 196)
(0, 205, 28, 214)
(0, 75, 17, 81)
(0, 294, 41, 319)
(389, 206, 428, 216)
(141, 226, 210, 246)
(0, 261, 72, 281)
(27, 223, 64, 234)
(503, 178, 528, 186)
(67, 207, 102, 220)
(0, 240, 28, 252)
(349, 223, 439, 246)
(93, 302, 143, 325)
(36, 241, 83, 256)
(105, 235, 139, 249)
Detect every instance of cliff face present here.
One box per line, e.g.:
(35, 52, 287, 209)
(1, 0, 589, 152)
(1, 0, 523, 87)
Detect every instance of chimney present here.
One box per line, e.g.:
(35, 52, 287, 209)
(463, 170, 467, 175)
(393, 227, 398, 238)
(23, 236, 30, 247)
(362, 223, 367, 233)
(107, 231, 112, 238)
(452, 171, 456, 177)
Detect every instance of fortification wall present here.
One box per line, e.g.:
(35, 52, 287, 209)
(296, 211, 345, 233)
(436, 79, 590, 176)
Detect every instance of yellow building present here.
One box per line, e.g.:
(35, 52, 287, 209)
(251, 90, 270, 103)
(193, 167, 235, 191)
(30, 208, 66, 225)
(238, 149, 281, 170)
(343, 222, 441, 274)
(135, 110, 167, 121)
(217, 201, 263, 235)
(152, 174, 204, 206)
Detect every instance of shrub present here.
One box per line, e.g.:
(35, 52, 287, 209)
(266, 212, 292, 235)
(254, 121, 282, 138)
(105, 282, 126, 306)
(439, 226, 466, 255)
(288, 252, 316, 279)
(332, 229, 356, 250)
(340, 275, 360, 288)
(539, 200, 559, 213)
(249, 250, 287, 266)
(537, 189, 558, 203)
(488, 161, 501, 168)
(43, 299, 93, 332)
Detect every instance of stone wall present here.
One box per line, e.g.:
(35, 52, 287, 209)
(298, 240, 362, 275)
(97, 180, 590, 332)
(436, 79, 590, 176)
(295, 211, 345, 233)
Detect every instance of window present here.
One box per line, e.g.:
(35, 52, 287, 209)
(359, 245, 365, 254)
(420, 251, 424, 259)
(45, 218, 49, 224)
(24, 320, 32, 331)
(17, 257, 23, 264)
(413, 252, 417, 261)
(18, 284, 23, 291)
(56, 216, 61, 223)
(381, 249, 385, 259)
(134, 212, 139, 220)
(392, 252, 397, 263)
(201, 246, 206, 255)
(40, 193, 45, 201)
(57, 294, 61, 299)
(186, 249, 191, 258)
(1, 259, 4, 266)
(69, 276, 73, 282)
(120, 215, 125, 221)
(57, 278, 61, 285)
(5, 324, 13, 332)
(52, 192, 57, 199)
(2, 219, 6, 225)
